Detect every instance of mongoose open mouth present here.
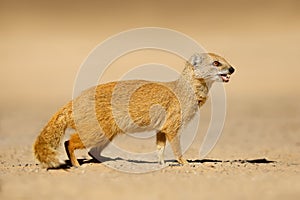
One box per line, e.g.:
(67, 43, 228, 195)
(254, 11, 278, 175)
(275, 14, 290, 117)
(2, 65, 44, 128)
(220, 74, 230, 82)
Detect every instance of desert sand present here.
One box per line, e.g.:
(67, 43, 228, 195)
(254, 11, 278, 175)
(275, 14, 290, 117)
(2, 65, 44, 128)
(0, 0, 300, 199)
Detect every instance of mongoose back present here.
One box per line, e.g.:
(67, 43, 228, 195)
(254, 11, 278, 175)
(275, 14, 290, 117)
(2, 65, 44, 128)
(33, 53, 235, 168)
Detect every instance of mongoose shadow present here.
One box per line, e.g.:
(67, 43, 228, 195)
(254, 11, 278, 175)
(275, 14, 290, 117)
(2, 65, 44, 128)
(48, 157, 276, 170)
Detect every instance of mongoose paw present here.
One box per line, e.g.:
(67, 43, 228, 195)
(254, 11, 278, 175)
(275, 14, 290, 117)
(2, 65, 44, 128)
(177, 157, 189, 165)
(158, 160, 166, 166)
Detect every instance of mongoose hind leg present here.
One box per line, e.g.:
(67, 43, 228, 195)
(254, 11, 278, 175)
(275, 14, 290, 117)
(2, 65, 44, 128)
(64, 133, 85, 167)
(156, 131, 166, 165)
(88, 140, 110, 162)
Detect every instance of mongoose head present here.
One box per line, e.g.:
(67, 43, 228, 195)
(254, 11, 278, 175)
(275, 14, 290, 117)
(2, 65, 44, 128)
(188, 53, 235, 83)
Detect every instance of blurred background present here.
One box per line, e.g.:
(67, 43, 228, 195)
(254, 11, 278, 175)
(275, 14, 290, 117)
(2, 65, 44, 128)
(0, 0, 299, 158)
(1, 1, 300, 199)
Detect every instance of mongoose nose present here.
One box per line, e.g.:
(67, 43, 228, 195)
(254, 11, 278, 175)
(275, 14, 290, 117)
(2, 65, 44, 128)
(229, 67, 235, 74)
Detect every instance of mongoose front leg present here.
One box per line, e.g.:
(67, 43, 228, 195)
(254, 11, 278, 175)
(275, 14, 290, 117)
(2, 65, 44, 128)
(165, 133, 188, 165)
(64, 133, 85, 167)
(156, 131, 166, 165)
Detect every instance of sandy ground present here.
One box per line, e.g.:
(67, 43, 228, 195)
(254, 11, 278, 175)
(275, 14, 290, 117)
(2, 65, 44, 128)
(1, 0, 300, 199)
(1, 98, 300, 200)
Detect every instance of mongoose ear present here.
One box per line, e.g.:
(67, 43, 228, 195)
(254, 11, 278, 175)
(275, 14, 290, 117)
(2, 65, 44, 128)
(188, 53, 203, 68)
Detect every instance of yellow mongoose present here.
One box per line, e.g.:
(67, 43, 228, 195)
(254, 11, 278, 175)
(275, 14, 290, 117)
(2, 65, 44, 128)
(34, 53, 235, 168)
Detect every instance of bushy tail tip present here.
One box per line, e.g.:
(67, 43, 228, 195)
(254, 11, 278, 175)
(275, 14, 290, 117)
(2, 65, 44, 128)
(33, 136, 64, 169)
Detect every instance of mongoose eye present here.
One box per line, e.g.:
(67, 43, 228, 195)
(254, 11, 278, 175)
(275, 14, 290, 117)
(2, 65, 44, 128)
(213, 61, 221, 67)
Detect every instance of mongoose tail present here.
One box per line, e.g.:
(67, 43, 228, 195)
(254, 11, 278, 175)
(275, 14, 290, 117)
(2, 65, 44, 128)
(33, 102, 74, 168)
